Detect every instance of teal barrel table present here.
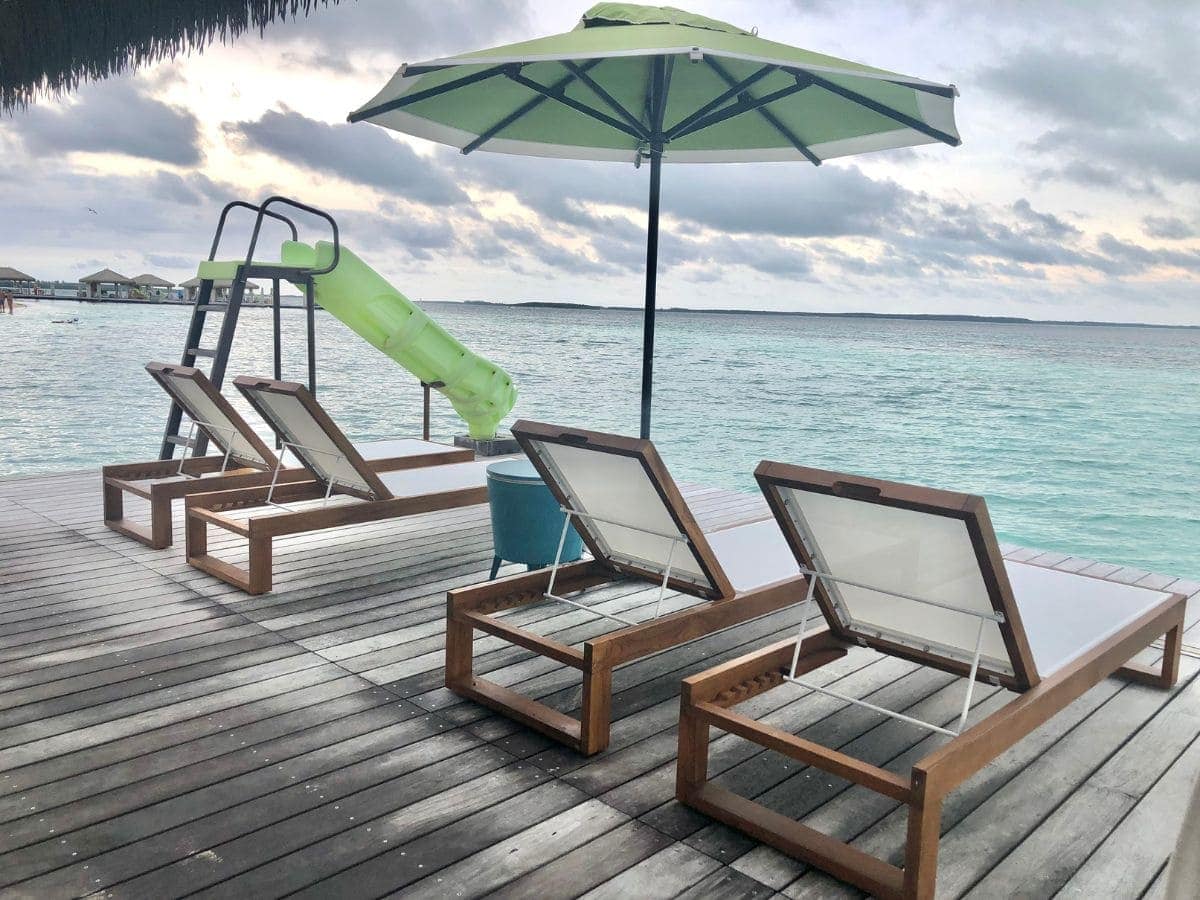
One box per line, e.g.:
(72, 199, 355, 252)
(486, 458, 583, 579)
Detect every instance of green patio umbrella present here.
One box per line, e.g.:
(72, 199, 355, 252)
(349, 3, 960, 437)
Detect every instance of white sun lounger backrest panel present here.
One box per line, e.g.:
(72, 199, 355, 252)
(778, 486, 1013, 675)
(758, 461, 1038, 689)
(146, 363, 275, 470)
(514, 422, 733, 599)
(234, 377, 388, 500)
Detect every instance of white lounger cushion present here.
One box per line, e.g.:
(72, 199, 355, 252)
(357, 439, 457, 461)
(276, 437, 446, 468)
(378, 460, 492, 497)
(705, 519, 800, 593)
(1007, 561, 1172, 677)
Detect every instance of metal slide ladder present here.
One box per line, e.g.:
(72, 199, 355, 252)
(157, 197, 340, 460)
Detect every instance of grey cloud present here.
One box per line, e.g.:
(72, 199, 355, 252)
(454, 151, 905, 240)
(1143, 216, 1194, 240)
(978, 47, 1176, 128)
(264, 0, 531, 73)
(13, 79, 202, 166)
(1034, 128, 1200, 187)
(1095, 234, 1200, 275)
(146, 253, 196, 268)
(1033, 160, 1161, 198)
(225, 109, 469, 205)
(1011, 198, 1080, 239)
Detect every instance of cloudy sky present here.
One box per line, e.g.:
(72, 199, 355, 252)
(2, 0, 1198, 324)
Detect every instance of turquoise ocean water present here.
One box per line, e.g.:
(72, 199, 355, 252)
(3, 298, 1197, 579)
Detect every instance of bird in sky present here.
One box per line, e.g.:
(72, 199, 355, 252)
(86, 207, 98, 215)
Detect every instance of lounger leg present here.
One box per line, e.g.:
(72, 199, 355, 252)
(579, 646, 613, 755)
(102, 479, 123, 524)
(246, 535, 273, 595)
(445, 610, 475, 691)
(1116, 609, 1186, 689)
(1162, 621, 1184, 687)
(149, 494, 173, 549)
(675, 691, 711, 802)
(903, 773, 943, 900)
(489, 556, 502, 580)
(186, 511, 208, 558)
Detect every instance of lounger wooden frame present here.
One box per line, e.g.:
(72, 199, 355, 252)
(445, 422, 804, 756)
(103, 363, 297, 549)
(675, 462, 1188, 899)
(185, 377, 477, 594)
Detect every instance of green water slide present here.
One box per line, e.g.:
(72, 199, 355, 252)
(280, 240, 516, 439)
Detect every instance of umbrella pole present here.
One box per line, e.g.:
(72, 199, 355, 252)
(640, 148, 662, 439)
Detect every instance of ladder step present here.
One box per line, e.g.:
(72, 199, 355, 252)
(194, 304, 225, 312)
(165, 435, 197, 448)
(187, 347, 217, 359)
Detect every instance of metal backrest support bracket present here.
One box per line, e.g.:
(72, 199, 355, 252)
(265, 440, 347, 508)
(542, 505, 687, 627)
(176, 419, 238, 477)
(785, 566, 1000, 738)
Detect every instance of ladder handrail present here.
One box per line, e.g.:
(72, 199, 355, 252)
(208, 200, 298, 262)
(252, 196, 341, 276)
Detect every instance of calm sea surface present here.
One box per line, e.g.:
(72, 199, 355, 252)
(3, 299, 1197, 579)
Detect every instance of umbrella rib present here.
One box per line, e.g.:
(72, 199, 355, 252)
(704, 58, 820, 166)
(348, 64, 509, 122)
(785, 67, 961, 146)
(663, 64, 775, 141)
(505, 69, 648, 141)
(671, 79, 812, 143)
(464, 59, 604, 154)
(561, 61, 650, 139)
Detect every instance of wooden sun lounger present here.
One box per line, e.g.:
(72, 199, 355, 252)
(103, 364, 470, 549)
(184, 375, 485, 594)
(103, 362, 300, 549)
(445, 421, 807, 755)
(675, 462, 1186, 900)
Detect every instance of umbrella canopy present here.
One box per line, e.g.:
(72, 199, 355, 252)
(350, 2, 960, 436)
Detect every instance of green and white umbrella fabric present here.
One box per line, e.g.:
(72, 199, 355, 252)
(350, 3, 960, 436)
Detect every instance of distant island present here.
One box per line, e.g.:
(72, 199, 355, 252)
(457, 299, 1199, 330)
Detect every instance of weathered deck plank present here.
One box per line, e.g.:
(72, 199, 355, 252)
(0, 468, 1196, 899)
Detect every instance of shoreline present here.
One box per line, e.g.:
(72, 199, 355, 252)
(461, 300, 1200, 330)
(14, 293, 1197, 330)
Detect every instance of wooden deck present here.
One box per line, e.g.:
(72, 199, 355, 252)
(1, 467, 1197, 899)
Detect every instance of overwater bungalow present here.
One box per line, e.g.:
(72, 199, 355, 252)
(131, 272, 175, 301)
(0, 265, 37, 293)
(79, 267, 135, 299)
(179, 275, 263, 303)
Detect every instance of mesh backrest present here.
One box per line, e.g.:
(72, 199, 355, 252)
(147, 364, 274, 469)
(516, 423, 730, 598)
(775, 484, 1015, 676)
(235, 379, 385, 498)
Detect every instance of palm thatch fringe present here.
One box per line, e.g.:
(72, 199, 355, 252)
(1, 0, 341, 114)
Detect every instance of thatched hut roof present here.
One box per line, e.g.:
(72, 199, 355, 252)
(180, 276, 260, 291)
(80, 268, 133, 284)
(133, 273, 174, 287)
(0, 266, 37, 282)
(1, 1, 341, 113)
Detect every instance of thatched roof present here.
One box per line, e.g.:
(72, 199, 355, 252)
(80, 268, 133, 284)
(180, 277, 260, 291)
(1, 1, 341, 113)
(132, 273, 174, 287)
(0, 266, 36, 282)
